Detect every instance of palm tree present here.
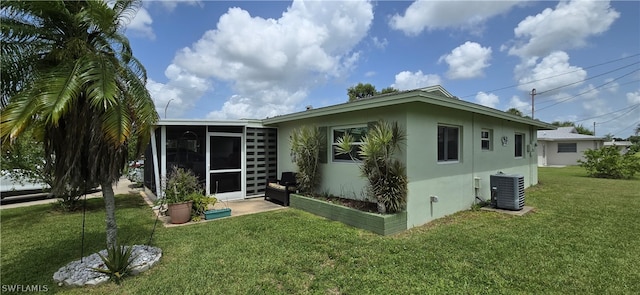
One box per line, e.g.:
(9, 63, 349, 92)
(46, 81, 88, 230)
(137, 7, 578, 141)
(1, 0, 158, 248)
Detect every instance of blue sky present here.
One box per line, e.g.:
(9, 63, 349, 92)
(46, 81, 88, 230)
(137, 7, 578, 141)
(124, 0, 640, 138)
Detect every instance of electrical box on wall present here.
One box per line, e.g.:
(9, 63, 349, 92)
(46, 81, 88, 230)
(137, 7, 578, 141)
(474, 177, 481, 189)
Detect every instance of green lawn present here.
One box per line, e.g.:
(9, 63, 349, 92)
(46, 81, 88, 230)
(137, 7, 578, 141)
(1, 166, 639, 294)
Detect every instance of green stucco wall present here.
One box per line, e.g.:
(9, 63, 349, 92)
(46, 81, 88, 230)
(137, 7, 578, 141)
(274, 105, 408, 201)
(270, 102, 539, 230)
(404, 103, 538, 227)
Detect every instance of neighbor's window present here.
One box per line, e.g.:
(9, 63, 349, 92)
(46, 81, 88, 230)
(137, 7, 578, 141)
(514, 133, 524, 158)
(438, 125, 460, 162)
(557, 143, 577, 153)
(332, 125, 368, 162)
(481, 129, 492, 151)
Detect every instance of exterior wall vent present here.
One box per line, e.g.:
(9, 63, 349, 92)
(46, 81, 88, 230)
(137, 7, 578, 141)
(490, 173, 525, 210)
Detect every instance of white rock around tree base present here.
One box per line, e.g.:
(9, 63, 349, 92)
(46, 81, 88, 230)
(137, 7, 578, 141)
(53, 245, 162, 287)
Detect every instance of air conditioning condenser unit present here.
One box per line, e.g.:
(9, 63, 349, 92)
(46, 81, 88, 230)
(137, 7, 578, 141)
(490, 173, 525, 210)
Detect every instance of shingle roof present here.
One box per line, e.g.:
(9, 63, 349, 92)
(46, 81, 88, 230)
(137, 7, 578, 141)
(537, 127, 604, 141)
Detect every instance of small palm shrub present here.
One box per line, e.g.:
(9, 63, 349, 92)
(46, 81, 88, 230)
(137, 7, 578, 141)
(290, 125, 324, 194)
(92, 243, 137, 284)
(579, 146, 640, 179)
(336, 120, 407, 213)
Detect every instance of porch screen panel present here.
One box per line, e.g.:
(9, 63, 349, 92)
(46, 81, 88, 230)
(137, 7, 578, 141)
(245, 128, 277, 196)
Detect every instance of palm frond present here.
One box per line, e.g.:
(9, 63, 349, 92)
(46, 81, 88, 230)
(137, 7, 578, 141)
(101, 99, 131, 146)
(37, 63, 84, 126)
(79, 54, 119, 110)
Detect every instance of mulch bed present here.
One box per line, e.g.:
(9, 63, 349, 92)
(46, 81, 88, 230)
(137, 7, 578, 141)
(309, 194, 378, 213)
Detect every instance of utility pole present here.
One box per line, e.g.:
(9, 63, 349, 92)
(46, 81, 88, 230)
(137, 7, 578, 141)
(593, 122, 596, 136)
(530, 88, 536, 119)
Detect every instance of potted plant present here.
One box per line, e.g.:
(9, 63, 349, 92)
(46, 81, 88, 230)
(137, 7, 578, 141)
(164, 167, 201, 224)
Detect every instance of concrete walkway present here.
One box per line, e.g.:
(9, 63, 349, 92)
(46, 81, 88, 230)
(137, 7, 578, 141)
(1, 178, 287, 225)
(0, 178, 142, 210)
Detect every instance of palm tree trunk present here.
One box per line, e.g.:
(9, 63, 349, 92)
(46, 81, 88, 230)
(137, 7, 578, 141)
(102, 179, 118, 248)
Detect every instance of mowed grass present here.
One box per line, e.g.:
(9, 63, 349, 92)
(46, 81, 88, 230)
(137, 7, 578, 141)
(1, 166, 639, 294)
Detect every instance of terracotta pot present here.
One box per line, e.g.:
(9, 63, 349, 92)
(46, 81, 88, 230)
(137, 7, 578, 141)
(168, 201, 192, 224)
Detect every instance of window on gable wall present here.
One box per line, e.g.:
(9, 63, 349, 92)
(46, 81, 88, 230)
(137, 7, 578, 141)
(332, 125, 368, 162)
(481, 129, 492, 151)
(438, 125, 460, 162)
(557, 143, 577, 153)
(514, 133, 524, 158)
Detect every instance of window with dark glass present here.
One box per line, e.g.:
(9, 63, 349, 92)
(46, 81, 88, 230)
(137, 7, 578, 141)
(438, 125, 460, 162)
(515, 133, 524, 158)
(481, 129, 492, 151)
(557, 143, 577, 153)
(332, 126, 367, 161)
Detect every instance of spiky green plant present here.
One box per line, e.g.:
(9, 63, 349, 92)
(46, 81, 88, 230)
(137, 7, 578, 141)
(290, 125, 324, 194)
(335, 120, 407, 213)
(92, 243, 137, 285)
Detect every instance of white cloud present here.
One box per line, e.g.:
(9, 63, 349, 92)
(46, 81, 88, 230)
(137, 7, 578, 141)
(391, 71, 442, 91)
(372, 37, 388, 49)
(628, 90, 640, 104)
(578, 84, 600, 100)
(440, 41, 492, 79)
(206, 90, 306, 120)
(152, 0, 374, 119)
(157, 0, 203, 12)
(126, 7, 155, 39)
(507, 95, 530, 113)
(475, 92, 499, 108)
(508, 0, 619, 58)
(389, 0, 522, 36)
(147, 68, 211, 118)
(604, 78, 619, 93)
(516, 51, 587, 94)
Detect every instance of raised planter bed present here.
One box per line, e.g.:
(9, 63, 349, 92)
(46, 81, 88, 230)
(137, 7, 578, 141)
(290, 194, 407, 235)
(204, 208, 232, 220)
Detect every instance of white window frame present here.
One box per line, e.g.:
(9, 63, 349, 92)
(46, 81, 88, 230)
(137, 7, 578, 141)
(514, 133, 525, 158)
(481, 129, 492, 151)
(438, 124, 461, 163)
(331, 125, 367, 162)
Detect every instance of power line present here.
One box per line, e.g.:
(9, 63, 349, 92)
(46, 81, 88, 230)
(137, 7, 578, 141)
(533, 68, 640, 113)
(610, 120, 640, 136)
(575, 103, 640, 123)
(459, 53, 640, 99)
(536, 61, 640, 96)
(536, 79, 640, 106)
(597, 104, 640, 125)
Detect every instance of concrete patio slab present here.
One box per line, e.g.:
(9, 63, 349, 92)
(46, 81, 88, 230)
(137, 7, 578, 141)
(480, 205, 534, 216)
(143, 194, 286, 228)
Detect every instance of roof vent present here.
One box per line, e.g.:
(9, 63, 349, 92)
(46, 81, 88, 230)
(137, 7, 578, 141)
(305, 105, 313, 111)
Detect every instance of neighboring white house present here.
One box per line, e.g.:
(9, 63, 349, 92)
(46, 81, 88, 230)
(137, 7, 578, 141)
(604, 140, 633, 154)
(537, 127, 604, 166)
